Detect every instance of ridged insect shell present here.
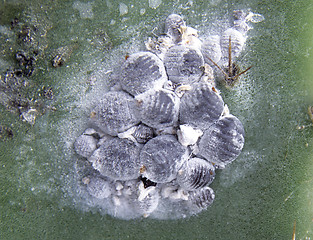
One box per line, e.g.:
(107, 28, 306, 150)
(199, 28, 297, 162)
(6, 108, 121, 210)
(135, 89, 180, 129)
(140, 135, 188, 183)
(132, 124, 154, 144)
(220, 28, 246, 61)
(198, 114, 245, 168)
(120, 52, 168, 96)
(90, 91, 140, 136)
(177, 157, 215, 190)
(163, 44, 204, 85)
(179, 82, 224, 131)
(88, 137, 142, 180)
(188, 186, 215, 211)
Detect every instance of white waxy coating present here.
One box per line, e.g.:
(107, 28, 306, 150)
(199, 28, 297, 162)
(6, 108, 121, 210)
(145, 35, 174, 60)
(117, 126, 137, 142)
(160, 184, 189, 200)
(179, 82, 224, 131)
(177, 124, 203, 147)
(135, 88, 180, 129)
(140, 135, 189, 183)
(177, 157, 215, 190)
(117, 124, 154, 144)
(88, 138, 142, 180)
(163, 44, 204, 84)
(180, 26, 202, 48)
(90, 91, 140, 136)
(120, 52, 168, 96)
(135, 182, 159, 217)
(198, 114, 245, 168)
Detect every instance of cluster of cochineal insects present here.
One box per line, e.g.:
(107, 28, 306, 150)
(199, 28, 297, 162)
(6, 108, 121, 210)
(73, 11, 262, 219)
(146, 10, 263, 88)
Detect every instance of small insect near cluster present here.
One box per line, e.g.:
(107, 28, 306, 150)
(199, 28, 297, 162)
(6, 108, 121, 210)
(207, 36, 252, 88)
(73, 11, 262, 220)
(201, 10, 262, 87)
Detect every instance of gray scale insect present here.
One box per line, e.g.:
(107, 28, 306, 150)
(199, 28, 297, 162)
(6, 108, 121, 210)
(135, 88, 180, 129)
(83, 175, 112, 199)
(139, 135, 188, 183)
(164, 14, 186, 43)
(120, 52, 168, 96)
(74, 128, 99, 158)
(179, 82, 224, 131)
(163, 44, 204, 85)
(90, 91, 140, 136)
(177, 157, 215, 191)
(88, 137, 143, 181)
(198, 114, 245, 168)
(188, 186, 215, 211)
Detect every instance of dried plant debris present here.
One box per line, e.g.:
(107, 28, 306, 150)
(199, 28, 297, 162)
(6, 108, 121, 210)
(0, 69, 46, 125)
(15, 50, 37, 77)
(73, 11, 263, 219)
(51, 44, 78, 68)
(0, 124, 14, 140)
(0, 16, 55, 124)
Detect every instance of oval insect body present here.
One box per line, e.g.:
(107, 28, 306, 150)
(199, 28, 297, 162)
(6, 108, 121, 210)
(177, 157, 215, 190)
(132, 124, 154, 144)
(198, 114, 245, 168)
(135, 89, 180, 129)
(140, 135, 188, 183)
(179, 82, 224, 131)
(88, 137, 142, 180)
(220, 28, 246, 61)
(120, 52, 168, 96)
(83, 176, 112, 199)
(163, 44, 204, 85)
(164, 14, 186, 43)
(90, 91, 140, 136)
(74, 128, 99, 158)
(188, 186, 215, 212)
